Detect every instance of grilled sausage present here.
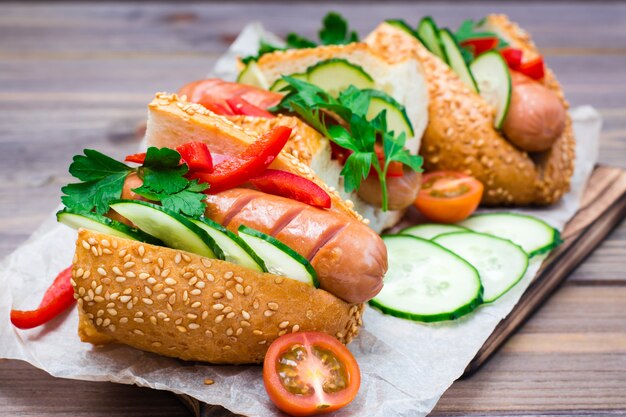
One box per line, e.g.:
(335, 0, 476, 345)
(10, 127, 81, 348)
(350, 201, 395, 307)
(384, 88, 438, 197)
(205, 188, 387, 303)
(502, 71, 566, 153)
(356, 168, 422, 210)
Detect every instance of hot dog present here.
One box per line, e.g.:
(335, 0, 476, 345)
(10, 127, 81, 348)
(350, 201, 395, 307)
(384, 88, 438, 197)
(204, 188, 387, 303)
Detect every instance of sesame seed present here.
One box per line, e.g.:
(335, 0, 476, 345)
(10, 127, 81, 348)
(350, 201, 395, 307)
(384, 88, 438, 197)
(138, 246, 145, 257)
(139, 272, 150, 280)
(274, 276, 284, 284)
(144, 287, 152, 296)
(102, 277, 111, 284)
(207, 273, 215, 282)
(278, 321, 289, 329)
(175, 318, 183, 325)
(149, 316, 157, 325)
(91, 246, 99, 257)
(268, 302, 279, 311)
(183, 290, 189, 301)
(157, 257, 164, 268)
(133, 329, 145, 336)
(188, 277, 198, 286)
(124, 262, 135, 269)
(183, 271, 193, 279)
(142, 298, 153, 305)
(97, 310, 104, 317)
(201, 258, 211, 268)
(213, 303, 224, 310)
(134, 317, 145, 323)
(234, 276, 244, 284)
(96, 318, 103, 326)
(187, 313, 198, 320)
(119, 317, 128, 324)
(226, 312, 235, 319)
(225, 290, 233, 300)
(182, 254, 191, 262)
(160, 269, 170, 278)
(244, 285, 252, 295)
(226, 328, 233, 336)
(240, 320, 250, 327)
(224, 271, 234, 280)
(191, 301, 201, 308)
(153, 283, 164, 291)
(107, 309, 118, 316)
(142, 258, 152, 264)
(70, 278, 77, 287)
(75, 268, 84, 278)
(188, 323, 200, 330)
(264, 310, 274, 317)
(258, 340, 266, 345)
(241, 310, 250, 320)
(235, 284, 244, 294)
(125, 271, 136, 278)
(212, 292, 223, 299)
(253, 330, 263, 336)
(168, 294, 176, 305)
(205, 330, 213, 337)
(214, 315, 224, 323)
(223, 345, 232, 351)
(102, 318, 111, 327)
(164, 278, 177, 286)
(93, 296, 104, 302)
(174, 253, 182, 264)
(83, 270, 91, 279)
(163, 288, 174, 294)
(95, 285, 103, 295)
(78, 287, 86, 296)
(222, 306, 233, 314)
(190, 289, 201, 296)
(253, 299, 260, 309)
(196, 269, 205, 279)
(101, 239, 110, 248)
(292, 325, 300, 333)
(77, 298, 84, 307)
(82, 240, 91, 250)
(87, 289, 95, 299)
(152, 341, 162, 347)
(97, 267, 107, 276)
(126, 302, 134, 309)
(119, 295, 131, 303)
(154, 267, 161, 276)
(278, 330, 287, 337)
(202, 311, 209, 320)
(156, 294, 167, 301)
(108, 324, 116, 332)
(123, 288, 132, 295)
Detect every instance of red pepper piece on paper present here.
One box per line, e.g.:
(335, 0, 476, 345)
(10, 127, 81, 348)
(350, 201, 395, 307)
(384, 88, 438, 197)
(10, 266, 75, 329)
(176, 141, 213, 172)
(249, 169, 332, 209)
(191, 125, 292, 194)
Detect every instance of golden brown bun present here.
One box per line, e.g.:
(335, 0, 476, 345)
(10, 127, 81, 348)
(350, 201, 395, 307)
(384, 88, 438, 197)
(72, 229, 363, 364)
(145, 93, 366, 223)
(366, 18, 575, 205)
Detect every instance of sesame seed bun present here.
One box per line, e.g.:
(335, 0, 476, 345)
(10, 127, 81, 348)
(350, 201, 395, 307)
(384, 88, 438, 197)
(366, 17, 575, 205)
(73, 229, 363, 364)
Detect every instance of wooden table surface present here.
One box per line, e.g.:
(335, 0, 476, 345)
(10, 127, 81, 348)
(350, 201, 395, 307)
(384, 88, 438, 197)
(1, 2, 625, 416)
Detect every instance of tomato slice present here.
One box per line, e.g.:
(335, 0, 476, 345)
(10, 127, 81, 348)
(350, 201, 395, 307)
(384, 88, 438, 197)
(414, 171, 483, 223)
(263, 332, 360, 416)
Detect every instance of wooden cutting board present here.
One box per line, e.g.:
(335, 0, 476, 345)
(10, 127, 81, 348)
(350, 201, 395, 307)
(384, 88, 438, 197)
(179, 165, 626, 417)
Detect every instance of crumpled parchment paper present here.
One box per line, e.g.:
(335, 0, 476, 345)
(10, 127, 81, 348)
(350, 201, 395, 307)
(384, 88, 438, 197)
(0, 23, 602, 417)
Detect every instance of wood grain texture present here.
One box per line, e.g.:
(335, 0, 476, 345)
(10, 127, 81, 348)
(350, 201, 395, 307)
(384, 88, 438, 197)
(0, 2, 625, 417)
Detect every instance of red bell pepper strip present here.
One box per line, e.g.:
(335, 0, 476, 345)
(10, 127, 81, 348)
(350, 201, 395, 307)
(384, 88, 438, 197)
(191, 125, 292, 194)
(518, 56, 545, 80)
(249, 169, 331, 209)
(125, 152, 146, 164)
(226, 96, 275, 118)
(10, 266, 75, 329)
(500, 47, 523, 70)
(460, 37, 499, 56)
(176, 141, 213, 172)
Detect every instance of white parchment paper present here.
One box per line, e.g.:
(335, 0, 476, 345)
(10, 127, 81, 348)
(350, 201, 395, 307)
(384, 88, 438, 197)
(0, 23, 603, 417)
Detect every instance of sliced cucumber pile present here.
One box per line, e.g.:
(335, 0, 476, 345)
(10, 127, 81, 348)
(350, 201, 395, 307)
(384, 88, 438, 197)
(238, 225, 319, 288)
(365, 89, 414, 137)
(109, 200, 224, 259)
(57, 209, 162, 245)
(237, 60, 269, 89)
(370, 235, 483, 322)
(400, 223, 468, 240)
(417, 17, 448, 63)
(306, 58, 374, 96)
(434, 232, 528, 303)
(470, 51, 512, 129)
(439, 28, 478, 92)
(190, 217, 266, 273)
(460, 213, 561, 257)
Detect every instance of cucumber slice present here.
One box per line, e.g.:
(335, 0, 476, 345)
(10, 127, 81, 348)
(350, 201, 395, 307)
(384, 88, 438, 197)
(269, 73, 308, 92)
(370, 235, 483, 322)
(386, 19, 422, 41)
(238, 225, 319, 287)
(365, 89, 414, 137)
(237, 61, 269, 89)
(190, 217, 266, 273)
(439, 28, 478, 92)
(417, 17, 448, 64)
(470, 51, 512, 129)
(459, 213, 562, 257)
(57, 209, 162, 245)
(108, 200, 223, 259)
(306, 58, 374, 97)
(400, 223, 468, 240)
(434, 231, 528, 303)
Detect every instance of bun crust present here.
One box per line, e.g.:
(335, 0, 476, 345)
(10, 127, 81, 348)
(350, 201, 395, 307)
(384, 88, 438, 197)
(73, 229, 363, 364)
(366, 19, 575, 205)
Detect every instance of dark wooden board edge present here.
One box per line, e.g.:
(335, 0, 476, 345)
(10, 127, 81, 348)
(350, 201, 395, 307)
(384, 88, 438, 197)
(177, 165, 626, 416)
(463, 166, 626, 376)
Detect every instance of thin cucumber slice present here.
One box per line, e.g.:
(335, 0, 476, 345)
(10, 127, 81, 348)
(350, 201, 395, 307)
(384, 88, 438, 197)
(237, 61, 269, 89)
(459, 213, 562, 257)
(370, 235, 483, 322)
(439, 28, 478, 92)
(417, 17, 449, 64)
(190, 217, 266, 273)
(365, 89, 414, 137)
(470, 51, 512, 129)
(386, 19, 422, 41)
(238, 225, 319, 288)
(434, 231, 529, 303)
(56, 209, 162, 245)
(400, 223, 468, 240)
(269, 73, 308, 92)
(306, 58, 374, 97)
(109, 200, 223, 259)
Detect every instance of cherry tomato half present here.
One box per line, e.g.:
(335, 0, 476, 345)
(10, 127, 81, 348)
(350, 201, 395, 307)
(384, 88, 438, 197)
(263, 332, 361, 417)
(414, 171, 484, 224)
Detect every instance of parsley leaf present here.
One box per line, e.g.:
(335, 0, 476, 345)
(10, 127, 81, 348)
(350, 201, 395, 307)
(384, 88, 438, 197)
(62, 149, 132, 214)
(139, 147, 189, 195)
(160, 188, 207, 218)
(319, 12, 359, 46)
(286, 33, 317, 49)
(241, 40, 285, 65)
